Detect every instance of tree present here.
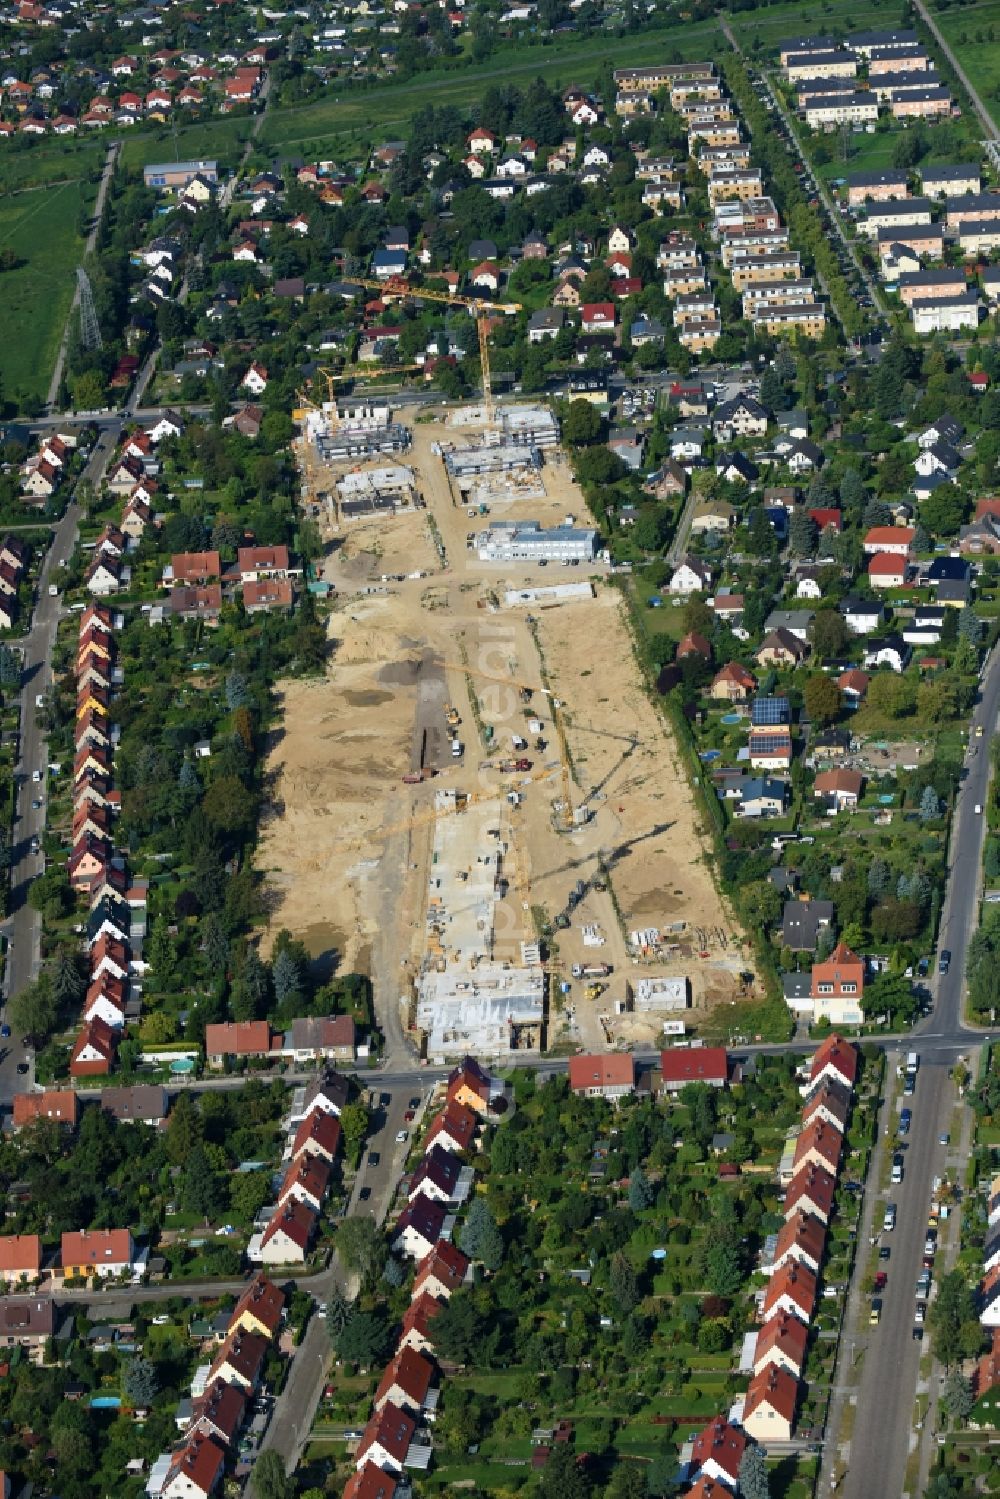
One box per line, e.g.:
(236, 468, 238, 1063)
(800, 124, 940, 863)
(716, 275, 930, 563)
(249, 1450, 292, 1499)
(432, 1290, 488, 1364)
(7, 977, 56, 1041)
(646, 1450, 681, 1497)
(325, 1288, 353, 1337)
(48, 948, 86, 1007)
(738, 1444, 771, 1499)
(123, 1355, 159, 1407)
(788, 507, 816, 558)
(705, 1242, 743, 1297)
(958, 605, 981, 645)
(539, 1443, 592, 1499)
(628, 1165, 653, 1212)
(632, 509, 671, 553)
(609, 1250, 640, 1313)
(339, 1102, 369, 1165)
(336, 1215, 386, 1286)
(460, 1197, 504, 1269)
(182, 1144, 224, 1219)
(839, 467, 865, 511)
(941, 1368, 973, 1421)
(919, 784, 941, 821)
(867, 672, 917, 719)
(811, 609, 848, 658)
(803, 673, 841, 725)
(336, 1307, 392, 1367)
(563, 400, 602, 446)
(867, 858, 890, 897)
(203, 775, 259, 836)
(920, 484, 967, 538)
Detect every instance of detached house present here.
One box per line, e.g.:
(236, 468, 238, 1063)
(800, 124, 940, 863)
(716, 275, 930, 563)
(810, 941, 864, 1025)
(669, 555, 712, 596)
(567, 1053, 636, 1100)
(61, 1228, 134, 1279)
(814, 768, 864, 812)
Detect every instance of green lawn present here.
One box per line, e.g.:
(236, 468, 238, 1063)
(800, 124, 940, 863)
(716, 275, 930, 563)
(260, 21, 725, 152)
(0, 179, 92, 407)
(932, 0, 1000, 130)
(727, 0, 896, 51)
(814, 118, 983, 184)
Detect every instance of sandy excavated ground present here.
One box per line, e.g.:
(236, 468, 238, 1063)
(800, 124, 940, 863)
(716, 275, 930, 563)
(260, 410, 749, 1036)
(258, 604, 421, 971)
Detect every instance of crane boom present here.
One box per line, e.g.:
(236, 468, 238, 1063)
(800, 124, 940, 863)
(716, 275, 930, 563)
(356, 276, 522, 429)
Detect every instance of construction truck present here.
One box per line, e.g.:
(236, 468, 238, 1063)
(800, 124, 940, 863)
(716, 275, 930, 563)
(572, 962, 613, 979)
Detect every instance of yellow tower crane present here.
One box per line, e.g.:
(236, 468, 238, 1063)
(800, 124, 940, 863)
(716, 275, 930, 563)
(357, 276, 522, 428)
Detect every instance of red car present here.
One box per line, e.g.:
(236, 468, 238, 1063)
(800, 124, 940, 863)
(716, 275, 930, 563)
(404, 1109, 416, 1122)
(873, 1272, 887, 1291)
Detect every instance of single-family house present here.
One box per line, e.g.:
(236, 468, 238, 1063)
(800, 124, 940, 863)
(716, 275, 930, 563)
(567, 1053, 636, 1100)
(659, 1047, 728, 1093)
(61, 1228, 134, 1279)
(810, 940, 864, 1025)
(407, 1241, 468, 1312)
(393, 1193, 448, 1261)
(814, 768, 864, 811)
(741, 1364, 799, 1443)
(374, 1347, 435, 1416)
(259, 1200, 318, 1264)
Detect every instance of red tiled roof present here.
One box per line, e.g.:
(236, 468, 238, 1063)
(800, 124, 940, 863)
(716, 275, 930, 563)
(659, 1047, 727, 1085)
(567, 1053, 635, 1091)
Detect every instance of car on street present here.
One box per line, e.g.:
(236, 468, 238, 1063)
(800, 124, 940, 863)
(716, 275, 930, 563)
(903, 1074, 915, 1097)
(912, 1327, 923, 1341)
(31, 770, 41, 783)
(408, 1097, 420, 1109)
(379, 1092, 391, 1107)
(977, 725, 984, 737)
(16, 1063, 28, 1074)
(358, 1187, 371, 1201)
(404, 1109, 415, 1122)
(874, 1272, 887, 1291)
(939, 1132, 950, 1146)
(870, 1298, 882, 1325)
(883, 1204, 897, 1231)
(939, 950, 951, 974)
(891, 1154, 904, 1184)
(367, 1152, 380, 1167)
(34, 695, 44, 709)
(915, 1301, 926, 1323)
(395, 1129, 408, 1143)
(31, 799, 41, 810)
(899, 1109, 911, 1136)
(879, 1246, 891, 1261)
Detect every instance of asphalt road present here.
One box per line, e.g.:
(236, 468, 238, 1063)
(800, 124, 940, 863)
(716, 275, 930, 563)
(840, 1056, 953, 1499)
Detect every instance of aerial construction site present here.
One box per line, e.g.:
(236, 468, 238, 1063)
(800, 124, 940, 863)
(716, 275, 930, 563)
(259, 382, 751, 1063)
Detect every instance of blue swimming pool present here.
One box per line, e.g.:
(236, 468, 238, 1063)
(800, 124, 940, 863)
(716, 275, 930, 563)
(720, 712, 742, 724)
(699, 750, 722, 762)
(170, 1057, 195, 1075)
(91, 1395, 121, 1409)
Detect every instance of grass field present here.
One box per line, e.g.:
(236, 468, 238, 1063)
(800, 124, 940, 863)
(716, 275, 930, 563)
(813, 117, 983, 182)
(727, 0, 895, 50)
(0, 179, 92, 407)
(932, 0, 1000, 130)
(258, 20, 725, 152)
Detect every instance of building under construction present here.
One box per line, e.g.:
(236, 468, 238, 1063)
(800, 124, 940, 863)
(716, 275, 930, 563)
(444, 442, 543, 479)
(416, 965, 544, 1058)
(337, 464, 417, 520)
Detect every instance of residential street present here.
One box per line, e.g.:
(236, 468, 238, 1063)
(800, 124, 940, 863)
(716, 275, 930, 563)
(0, 424, 119, 1104)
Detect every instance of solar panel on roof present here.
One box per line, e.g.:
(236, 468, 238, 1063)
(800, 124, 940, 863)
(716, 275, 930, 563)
(752, 694, 791, 726)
